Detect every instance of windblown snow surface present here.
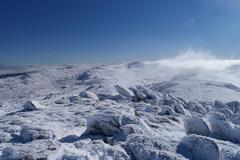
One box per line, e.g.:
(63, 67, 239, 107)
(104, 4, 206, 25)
(2, 53, 240, 159)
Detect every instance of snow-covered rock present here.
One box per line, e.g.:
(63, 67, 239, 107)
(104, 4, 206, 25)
(81, 112, 143, 141)
(1, 140, 60, 159)
(114, 85, 132, 98)
(220, 148, 236, 160)
(126, 134, 186, 160)
(226, 101, 240, 113)
(0, 132, 11, 143)
(2, 61, 240, 160)
(20, 126, 56, 143)
(186, 101, 207, 115)
(79, 90, 99, 100)
(52, 139, 130, 160)
(177, 135, 219, 160)
(184, 116, 210, 136)
(68, 96, 82, 103)
(21, 100, 46, 112)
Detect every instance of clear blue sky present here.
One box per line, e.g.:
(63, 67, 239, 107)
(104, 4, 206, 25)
(1, 0, 240, 64)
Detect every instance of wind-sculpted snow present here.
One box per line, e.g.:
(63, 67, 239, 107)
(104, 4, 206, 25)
(2, 61, 240, 159)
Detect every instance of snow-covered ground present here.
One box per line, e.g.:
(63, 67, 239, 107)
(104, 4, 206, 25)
(1, 54, 240, 159)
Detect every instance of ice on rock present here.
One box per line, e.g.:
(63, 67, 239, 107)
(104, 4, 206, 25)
(207, 111, 230, 139)
(206, 111, 240, 143)
(20, 126, 56, 143)
(226, 101, 240, 113)
(158, 105, 175, 116)
(177, 135, 219, 160)
(129, 86, 165, 105)
(21, 100, 46, 112)
(214, 101, 228, 109)
(220, 148, 236, 160)
(129, 87, 147, 101)
(185, 101, 207, 115)
(120, 124, 144, 138)
(114, 85, 132, 98)
(235, 151, 240, 160)
(217, 107, 234, 119)
(81, 112, 144, 141)
(231, 113, 240, 125)
(183, 116, 210, 136)
(126, 134, 186, 160)
(173, 103, 189, 115)
(79, 90, 99, 100)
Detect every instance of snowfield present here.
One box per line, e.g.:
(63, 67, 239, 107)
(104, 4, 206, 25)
(2, 55, 240, 159)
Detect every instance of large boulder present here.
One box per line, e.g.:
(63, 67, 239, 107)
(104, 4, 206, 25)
(81, 112, 145, 141)
(206, 111, 240, 143)
(184, 116, 210, 136)
(126, 134, 186, 160)
(177, 135, 219, 160)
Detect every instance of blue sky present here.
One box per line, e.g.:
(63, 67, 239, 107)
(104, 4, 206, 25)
(1, 0, 240, 64)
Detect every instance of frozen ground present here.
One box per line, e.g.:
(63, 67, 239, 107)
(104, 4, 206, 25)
(2, 55, 240, 159)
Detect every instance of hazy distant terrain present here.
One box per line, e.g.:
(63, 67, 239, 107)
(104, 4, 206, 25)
(1, 54, 240, 159)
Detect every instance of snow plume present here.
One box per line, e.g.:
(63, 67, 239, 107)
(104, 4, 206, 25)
(150, 49, 240, 71)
